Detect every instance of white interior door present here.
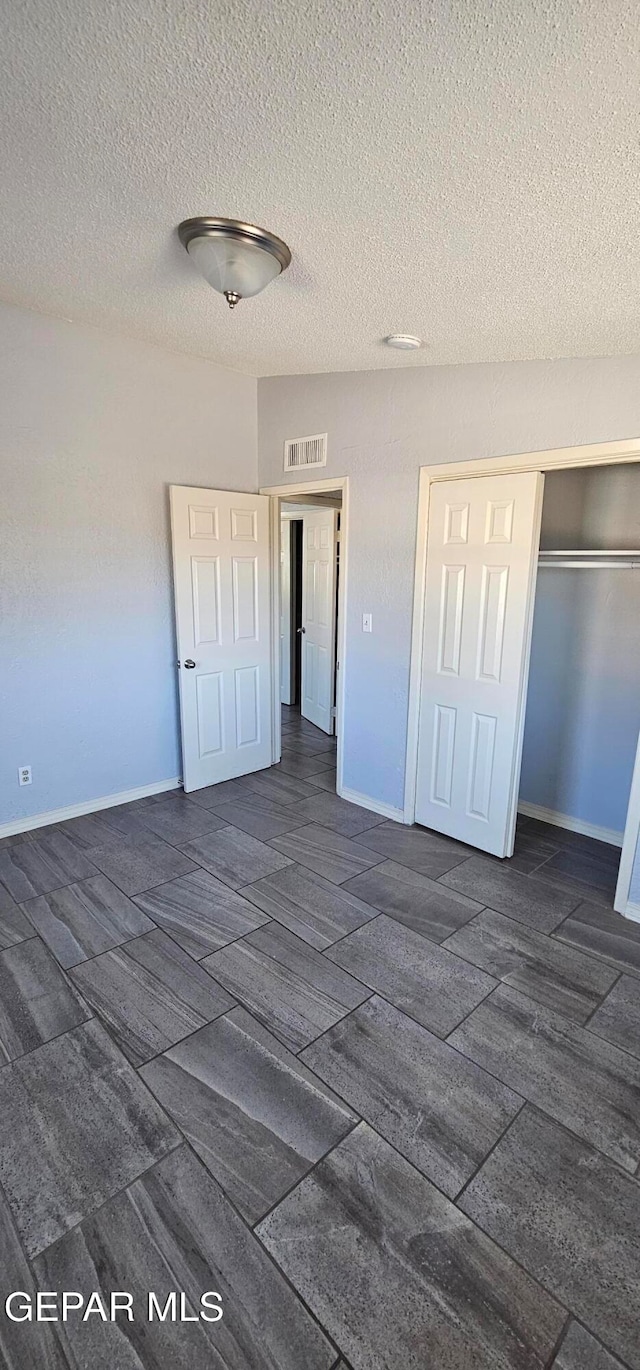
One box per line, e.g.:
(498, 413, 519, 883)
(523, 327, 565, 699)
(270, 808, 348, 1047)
(170, 485, 272, 792)
(280, 516, 292, 705)
(415, 471, 544, 856)
(301, 508, 338, 733)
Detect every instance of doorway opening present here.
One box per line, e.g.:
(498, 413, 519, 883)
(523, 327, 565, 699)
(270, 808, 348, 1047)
(260, 476, 348, 800)
(278, 490, 342, 794)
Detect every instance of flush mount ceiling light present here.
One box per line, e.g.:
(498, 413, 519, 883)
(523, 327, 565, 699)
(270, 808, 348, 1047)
(384, 334, 423, 350)
(178, 216, 291, 309)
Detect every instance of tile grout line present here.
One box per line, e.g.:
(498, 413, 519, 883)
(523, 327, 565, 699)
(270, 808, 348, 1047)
(0, 1006, 98, 1074)
(251, 1117, 363, 1233)
(23, 1136, 186, 1269)
(580, 992, 640, 1071)
(110, 911, 378, 1064)
(128, 995, 244, 1071)
(446, 1110, 581, 1340)
(293, 992, 376, 1060)
(292, 970, 640, 1194)
(543, 1310, 572, 1370)
(552, 930, 640, 983)
(440, 897, 618, 972)
(439, 912, 625, 1022)
(233, 889, 383, 954)
(580, 968, 624, 1029)
(28, 892, 270, 984)
(453, 1097, 528, 1206)
(141, 912, 275, 965)
(559, 1319, 636, 1370)
(454, 1099, 640, 1326)
(173, 1138, 347, 1365)
(433, 864, 584, 925)
(442, 979, 640, 1176)
(305, 909, 387, 954)
(257, 1100, 579, 1356)
(9, 882, 265, 981)
(534, 848, 621, 887)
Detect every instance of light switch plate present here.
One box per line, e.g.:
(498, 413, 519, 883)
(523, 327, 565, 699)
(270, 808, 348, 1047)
(362, 613, 372, 633)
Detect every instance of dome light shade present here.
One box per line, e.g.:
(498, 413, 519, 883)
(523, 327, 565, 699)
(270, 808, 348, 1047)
(178, 217, 291, 309)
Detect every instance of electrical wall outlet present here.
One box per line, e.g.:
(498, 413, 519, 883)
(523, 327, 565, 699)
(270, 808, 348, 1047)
(362, 613, 373, 633)
(18, 765, 32, 786)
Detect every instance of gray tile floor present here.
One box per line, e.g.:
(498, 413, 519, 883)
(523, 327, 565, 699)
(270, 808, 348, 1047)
(0, 703, 638, 1368)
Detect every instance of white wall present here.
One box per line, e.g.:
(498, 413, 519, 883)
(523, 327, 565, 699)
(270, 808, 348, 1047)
(1, 303, 257, 824)
(520, 466, 640, 836)
(258, 356, 640, 819)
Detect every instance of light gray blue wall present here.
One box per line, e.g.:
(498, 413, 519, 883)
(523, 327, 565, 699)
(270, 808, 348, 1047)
(1, 303, 257, 824)
(520, 570, 640, 833)
(258, 357, 640, 818)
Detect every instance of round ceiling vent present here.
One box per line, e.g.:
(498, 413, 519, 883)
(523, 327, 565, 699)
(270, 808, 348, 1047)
(383, 334, 423, 350)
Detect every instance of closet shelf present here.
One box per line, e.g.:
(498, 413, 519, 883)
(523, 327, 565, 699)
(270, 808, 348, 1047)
(538, 549, 640, 569)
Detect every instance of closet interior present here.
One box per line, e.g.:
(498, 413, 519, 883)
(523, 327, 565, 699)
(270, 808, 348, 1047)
(518, 461, 640, 904)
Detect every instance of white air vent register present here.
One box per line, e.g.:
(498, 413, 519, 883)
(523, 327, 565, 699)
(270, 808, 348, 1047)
(283, 433, 327, 471)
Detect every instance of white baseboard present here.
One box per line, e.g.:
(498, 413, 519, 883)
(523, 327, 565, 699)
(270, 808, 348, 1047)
(517, 800, 623, 848)
(623, 900, 640, 924)
(0, 778, 182, 840)
(338, 784, 406, 824)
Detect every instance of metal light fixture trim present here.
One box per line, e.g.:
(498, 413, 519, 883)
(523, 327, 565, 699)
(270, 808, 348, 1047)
(178, 216, 291, 309)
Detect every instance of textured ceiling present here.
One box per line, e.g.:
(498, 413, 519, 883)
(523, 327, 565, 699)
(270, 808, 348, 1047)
(1, 0, 639, 376)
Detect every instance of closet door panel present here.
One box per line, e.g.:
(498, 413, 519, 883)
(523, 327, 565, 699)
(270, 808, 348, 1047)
(415, 472, 544, 857)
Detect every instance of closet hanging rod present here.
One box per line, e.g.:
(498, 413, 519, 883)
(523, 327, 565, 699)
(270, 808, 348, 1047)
(538, 548, 640, 569)
(538, 559, 640, 570)
(540, 549, 640, 557)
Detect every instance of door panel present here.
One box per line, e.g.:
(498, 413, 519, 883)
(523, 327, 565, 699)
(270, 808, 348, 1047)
(301, 509, 338, 733)
(415, 472, 544, 856)
(170, 486, 272, 791)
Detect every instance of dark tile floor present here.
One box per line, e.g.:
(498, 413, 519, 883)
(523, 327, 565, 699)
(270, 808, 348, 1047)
(0, 703, 638, 1367)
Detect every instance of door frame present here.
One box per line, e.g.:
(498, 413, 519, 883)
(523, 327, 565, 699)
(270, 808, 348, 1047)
(260, 476, 349, 798)
(279, 513, 294, 705)
(405, 437, 640, 916)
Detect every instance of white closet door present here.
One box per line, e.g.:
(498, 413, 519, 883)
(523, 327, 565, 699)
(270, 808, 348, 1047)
(615, 726, 640, 916)
(301, 508, 338, 733)
(170, 486, 272, 792)
(415, 471, 544, 856)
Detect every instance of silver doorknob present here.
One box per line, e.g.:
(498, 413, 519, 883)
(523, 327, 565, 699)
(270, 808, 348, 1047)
(297, 627, 306, 634)
(184, 659, 196, 668)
